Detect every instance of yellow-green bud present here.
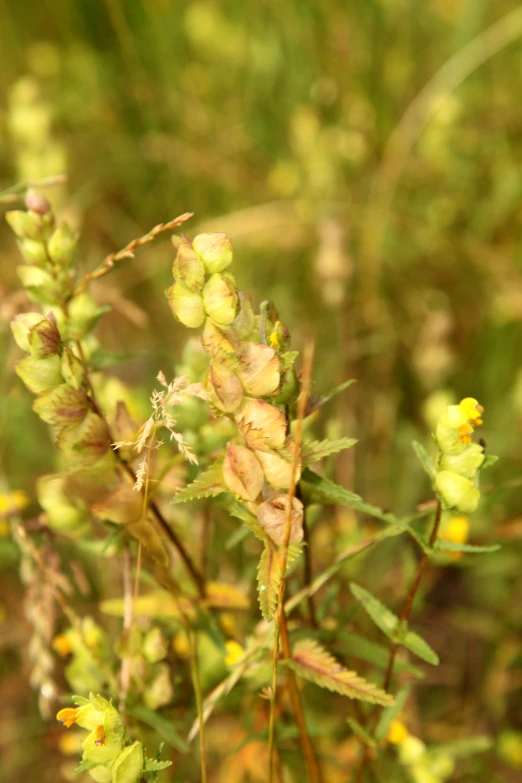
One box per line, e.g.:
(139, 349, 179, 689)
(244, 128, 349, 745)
(203, 273, 238, 325)
(17, 265, 61, 304)
(29, 314, 61, 358)
(193, 232, 233, 273)
(11, 312, 43, 352)
(208, 360, 243, 412)
(237, 341, 280, 397)
(257, 494, 304, 546)
(439, 443, 484, 479)
(15, 354, 63, 393)
(48, 222, 77, 268)
(112, 742, 144, 783)
(6, 209, 43, 240)
(61, 346, 86, 389)
(33, 384, 89, 427)
(235, 398, 287, 453)
(222, 443, 264, 501)
(17, 237, 47, 266)
(166, 281, 205, 328)
(67, 293, 110, 340)
(255, 449, 301, 489)
(172, 239, 205, 291)
(434, 470, 480, 513)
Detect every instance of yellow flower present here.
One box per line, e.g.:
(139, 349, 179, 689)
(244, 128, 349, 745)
(57, 707, 79, 728)
(225, 640, 244, 667)
(441, 515, 470, 561)
(458, 397, 484, 427)
(0, 490, 29, 517)
(173, 633, 189, 659)
(52, 634, 72, 656)
(387, 720, 409, 745)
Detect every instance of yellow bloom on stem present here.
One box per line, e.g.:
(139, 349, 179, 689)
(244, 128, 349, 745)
(57, 707, 79, 728)
(225, 640, 244, 666)
(52, 634, 72, 656)
(458, 397, 484, 427)
(387, 720, 409, 745)
(441, 514, 470, 561)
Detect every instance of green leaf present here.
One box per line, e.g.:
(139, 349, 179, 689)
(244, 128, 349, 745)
(346, 718, 376, 748)
(143, 758, 173, 773)
(301, 469, 398, 524)
(350, 583, 439, 666)
(128, 706, 189, 753)
(435, 539, 501, 554)
(284, 638, 394, 706)
(480, 454, 499, 471)
(311, 379, 356, 410)
(257, 542, 302, 621)
(412, 440, 436, 478)
(301, 437, 357, 466)
(337, 632, 424, 679)
(172, 461, 226, 504)
(375, 686, 412, 742)
(226, 498, 266, 542)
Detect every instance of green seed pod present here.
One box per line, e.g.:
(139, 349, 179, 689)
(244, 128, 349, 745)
(29, 313, 61, 358)
(256, 449, 301, 489)
(15, 354, 63, 394)
(434, 470, 480, 513)
(439, 443, 484, 479)
(6, 209, 43, 240)
(33, 384, 89, 427)
(257, 494, 304, 546)
(17, 237, 48, 266)
(234, 398, 287, 453)
(237, 341, 280, 397)
(67, 293, 110, 340)
(112, 742, 144, 783)
(11, 312, 44, 352)
(203, 273, 238, 325)
(208, 360, 243, 412)
(61, 345, 86, 389)
(222, 443, 265, 501)
(172, 239, 206, 291)
(48, 222, 78, 268)
(17, 265, 62, 304)
(193, 232, 233, 273)
(166, 281, 205, 328)
(87, 767, 112, 783)
(201, 318, 236, 359)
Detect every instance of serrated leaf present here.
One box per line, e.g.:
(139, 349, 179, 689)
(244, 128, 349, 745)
(412, 440, 436, 478)
(375, 686, 411, 742)
(350, 583, 439, 666)
(226, 498, 266, 541)
(301, 469, 398, 524)
(284, 639, 393, 706)
(144, 758, 173, 773)
(257, 542, 302, 621)
(347, 717, 377, 748)
(435, 539, 501, 554)
(128, 706, 189, 753)
(203, 580, 250, 609)
(301, 437, 357, 466)
(172, 461, 226, 504)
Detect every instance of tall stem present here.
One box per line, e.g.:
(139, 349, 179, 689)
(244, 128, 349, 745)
(355, 501, 443, 782)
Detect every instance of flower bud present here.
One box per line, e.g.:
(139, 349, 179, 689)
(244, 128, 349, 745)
(17, 265, 62, 304)
(29, 313, 61, 358)
(33, 384, 89, 427)
(25, 189, 51, 215)
(237, 341, 281, 397)
(67, 293, 110, 340)
(61, 346, 86, 389)
(208, 360, 243, 412)
(166, 281, 205, 328)
(48, 222, 77, 268)
(203, 273, 238, 325)
(172, 239, 206, 291)
(15, 354, 63, 393)
(112, 742, 144, 783)
(235, 398, 287, 453)
(434, 470, 480, 513)
(255, 449, 301, 489)
(17, 237, 47, 266)
(230, 291, 255, 339)
(193, 232, 233, 273)
(11, 312, 43, 352)
(439, 442, 484, 479)
(6, 209, 43, 240)
(257, 494, 304, 546)
(268, 320, 291, 353)
(222, 443, 264, 501)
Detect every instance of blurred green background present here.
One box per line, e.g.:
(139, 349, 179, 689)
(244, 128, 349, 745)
(1, 0, 522, 781)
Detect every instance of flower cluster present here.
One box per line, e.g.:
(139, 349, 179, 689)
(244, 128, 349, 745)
(7, 194, 113, 511)
(166, 233, 304, 546)
(57, 693, 170, 783)
(433, 397, 485, 513)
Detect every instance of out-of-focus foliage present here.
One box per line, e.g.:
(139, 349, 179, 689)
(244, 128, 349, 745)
(1, 1, 522, 782)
